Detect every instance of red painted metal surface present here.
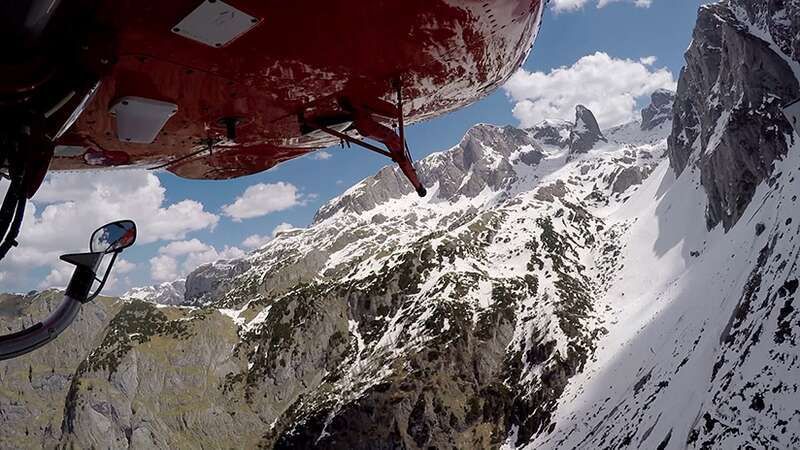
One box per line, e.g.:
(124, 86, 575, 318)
(51, 0, 544, 180)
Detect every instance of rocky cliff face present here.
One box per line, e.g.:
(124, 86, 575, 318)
(668, 0, 800, 230)
(526, 119, 572, 148)
(569, 105, 607, 154)
(641, 88, 676, 131)
(0, 292, 121, 448)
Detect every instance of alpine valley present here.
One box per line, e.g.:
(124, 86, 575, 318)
(2, 0, 800, 448)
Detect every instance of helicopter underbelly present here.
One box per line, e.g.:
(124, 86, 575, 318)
(51, 0, 544, 179)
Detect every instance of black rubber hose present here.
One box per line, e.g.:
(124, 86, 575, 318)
(0, 263, 98, 361)
(0, 294, 82, 361)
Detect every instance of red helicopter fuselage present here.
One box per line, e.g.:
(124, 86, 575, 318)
(36, 0, 544, 181)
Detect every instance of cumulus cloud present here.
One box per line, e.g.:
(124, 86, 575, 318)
(113, 259, 136, 275)
(241, 235, 270, 250)
(503, 52, 675, 129)
(149, 254, 180, 283)
(16, 171, 217, 261)
(222, 182, 306, 222)
(149, 239, 245, 282)
(39, 265, 74, 290)
(312, 151, 333, 161)
(242, 222, 296, 249)
(1, 170, 218, 290)
(551, 0, 652, 12)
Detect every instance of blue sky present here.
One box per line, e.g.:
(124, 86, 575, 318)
(0, 0, 707, 294)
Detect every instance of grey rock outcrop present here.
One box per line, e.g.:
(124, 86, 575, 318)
(611, 166, 647, 194)
(0, 292, 120, 448)
(569, 105, 606, 154)
(668, 0, 800, 230)
(527, 119, 572, 147)
(641, 89, 676, 131)
(184, 259, 251, 306)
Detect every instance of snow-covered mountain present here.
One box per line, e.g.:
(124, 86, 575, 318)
(1, 1, 799, 448)
(122, 279, 186, 306)
(534, 2, 800, 448)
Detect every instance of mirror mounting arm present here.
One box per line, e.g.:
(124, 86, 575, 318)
(85, 251, 118, 303)
(65, 264, 96, 302)
(0, 255, 99, 361)
(59, 250, 119, 303)
(0, 220, 137, 361)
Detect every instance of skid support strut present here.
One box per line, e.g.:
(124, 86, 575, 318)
(305, 81, 427, 197)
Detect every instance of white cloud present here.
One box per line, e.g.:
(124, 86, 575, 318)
(242, 234, 271, 249)
(503, 52, 675, 129)
(222, 182, 305, 222)
(158, 239, 211, 257)
(639, 56, 658, 66)
(15, 171, 218, 260)
(312, 151, 333, 161)
(150, 254, 180, 283)
(184, 245, 244, 271)
(551, 0, 652, 12)
(39, 265, 74, 290)
(242, 222, 296, 249)
(114, 259, 136, 275)
(149, 239, 245, 282)
(1, 170, 218, 290)
(598, 0, 652, 8)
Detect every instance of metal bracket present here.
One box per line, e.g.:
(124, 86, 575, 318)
(305, 121, 393, 159)
(303, 78, 426, 196)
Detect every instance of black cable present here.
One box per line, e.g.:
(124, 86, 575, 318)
(84, 251, 117, 302)
(0, 179, 19, 244)
(0, 195, 26, 260)
(0, 135, 27, 263)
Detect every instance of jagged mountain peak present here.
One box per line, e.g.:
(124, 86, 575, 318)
(122, 279, 186, 306)
(569, 104, 607, 154)
(641, 88, 676, 131)
(313, 122, 545, 223)
(129, 116, 670, 307)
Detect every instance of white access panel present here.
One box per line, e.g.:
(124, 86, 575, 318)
(171, 0, 260, 48)
(110, 97, 178, 144)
